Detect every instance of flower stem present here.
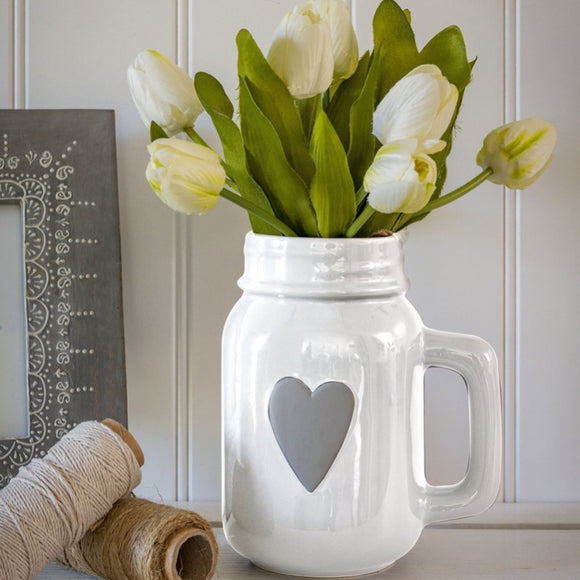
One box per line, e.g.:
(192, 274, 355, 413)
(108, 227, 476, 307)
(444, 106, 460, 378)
(220, 188, 298, 237)
(184, 126, 209, 148)
(296, 96, 321, 141)
(398, 168, 494, 228)
(345, 204, 376, 238)
(355, 185, 367, 207)
(322, 89, 330, 110)
(390, 213, 405, 232)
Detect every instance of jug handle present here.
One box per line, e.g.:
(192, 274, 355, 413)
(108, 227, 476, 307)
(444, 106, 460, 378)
(421, 328, 502, 525)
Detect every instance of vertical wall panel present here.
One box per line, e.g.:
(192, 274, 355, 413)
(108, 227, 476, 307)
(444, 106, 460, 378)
(518, 0, 580, 501)
(353, 0, 505, 488)
(503, 0, 519, 502)
(9, 0, 579, 508)
(0, 2, 12, 107)
(187, 0, 299, 501)
(26, 0, 179, 500)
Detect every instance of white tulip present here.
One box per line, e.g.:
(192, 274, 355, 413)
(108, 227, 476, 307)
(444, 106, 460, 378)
(146, 138, 226, 215)
(267, 2, 334, 99)
(315, 0, 358, 80)
(373, 64, 458, 154)
(476, 118, 557, 189)
(364, 140, 437, 214)
(128, 50, 203, 136)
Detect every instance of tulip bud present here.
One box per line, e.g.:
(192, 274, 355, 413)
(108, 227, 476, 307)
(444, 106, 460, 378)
(146, 138, 226, 215)
(267, 2, 334, 99)
(315, 0, 359, 80)
(128, 50, 203, 136)
(364, 139, 437, 214)
(373, 64, 458, 154)
(476, 118, 557, 189)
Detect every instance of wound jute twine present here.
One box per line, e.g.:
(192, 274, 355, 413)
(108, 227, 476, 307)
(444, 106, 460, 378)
(0, 420, 142, 580)
(59, 496, 219, 580)
(0, 419, 218, 580)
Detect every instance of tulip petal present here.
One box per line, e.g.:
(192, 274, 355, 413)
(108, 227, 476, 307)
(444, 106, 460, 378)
(145, 138, 226, 216)
(267, 3, 334, 99)
(371, 63, 458, 163)
(363, 140, 436, 214)
(422, 138, 447, 154)
(477, 118, 557, 189)
(316, 0, 359, 80)
(427, 80, 458, 141)
(373, 73, 441, 145)
(148, 138, 220, 165)
(368, 180, 427, 214)
(364, 141, 418, 184)
(160, 159, 223, 215)
(128, 50, 203, 136)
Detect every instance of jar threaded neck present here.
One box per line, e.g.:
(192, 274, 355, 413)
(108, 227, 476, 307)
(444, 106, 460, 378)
(239, 233, 409, 298)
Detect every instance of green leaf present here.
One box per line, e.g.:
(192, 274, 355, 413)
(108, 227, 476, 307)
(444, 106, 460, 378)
(347, 55, 381, 190)
(327, 51, 371, 152)
(354, 11, 475, 236)
(357, 209, 398, 237)
(372, 0, 419, 100)
(391, 29, 473, 230)
(359, 98, 471, 237)
(236, 29, 315, 187)
(194, 72, 278, 235)
(296, 95, 321, 143)
(419, 25, 472, 91)
(363, 68, 475, 235)
(194, 71, 234, 118)
(239, 76, 319, 237)
(150, 121, 168, 141)
(309, 110, 356, 237)
(421, 48, 475, 206)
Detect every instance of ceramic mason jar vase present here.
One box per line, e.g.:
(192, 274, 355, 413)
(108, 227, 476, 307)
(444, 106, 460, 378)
(222, 232, 502, 578)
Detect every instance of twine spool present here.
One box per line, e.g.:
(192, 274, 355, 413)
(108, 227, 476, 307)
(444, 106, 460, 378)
(0, 420, 142, 580)
(60, 496, 219, 580)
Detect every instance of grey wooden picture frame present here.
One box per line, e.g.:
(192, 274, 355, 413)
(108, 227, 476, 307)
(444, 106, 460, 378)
(0, 110, 127, 487)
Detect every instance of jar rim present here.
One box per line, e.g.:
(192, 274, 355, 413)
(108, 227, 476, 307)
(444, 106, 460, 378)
(239, 231, 409, 297)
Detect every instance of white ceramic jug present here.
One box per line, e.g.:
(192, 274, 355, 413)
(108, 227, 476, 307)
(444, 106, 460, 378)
(222, 232, 502, 577)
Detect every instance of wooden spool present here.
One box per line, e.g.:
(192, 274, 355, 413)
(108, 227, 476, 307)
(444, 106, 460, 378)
(101, 418, 145, 467)
(164, 526, 218, 580)
(79, 420, 218, 580)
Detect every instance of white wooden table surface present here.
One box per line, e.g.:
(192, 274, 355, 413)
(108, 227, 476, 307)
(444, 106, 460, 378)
(36, 504, 580, 579)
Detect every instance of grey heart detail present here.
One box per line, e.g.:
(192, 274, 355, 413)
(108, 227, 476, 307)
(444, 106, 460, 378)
(268, 377, 355, 493)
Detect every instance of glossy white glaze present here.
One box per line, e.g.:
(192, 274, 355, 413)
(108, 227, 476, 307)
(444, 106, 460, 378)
(222, 233, 502, 577)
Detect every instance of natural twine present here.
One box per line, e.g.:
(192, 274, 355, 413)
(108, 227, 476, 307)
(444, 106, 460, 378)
(60, 496, 219, 580)
(0, 421, 142, 580)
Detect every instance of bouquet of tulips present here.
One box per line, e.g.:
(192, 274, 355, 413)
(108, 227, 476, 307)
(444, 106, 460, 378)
(128, 0, 556, 238)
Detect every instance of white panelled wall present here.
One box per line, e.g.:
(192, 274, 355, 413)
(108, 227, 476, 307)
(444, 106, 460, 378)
(1, 0, 578, 508)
